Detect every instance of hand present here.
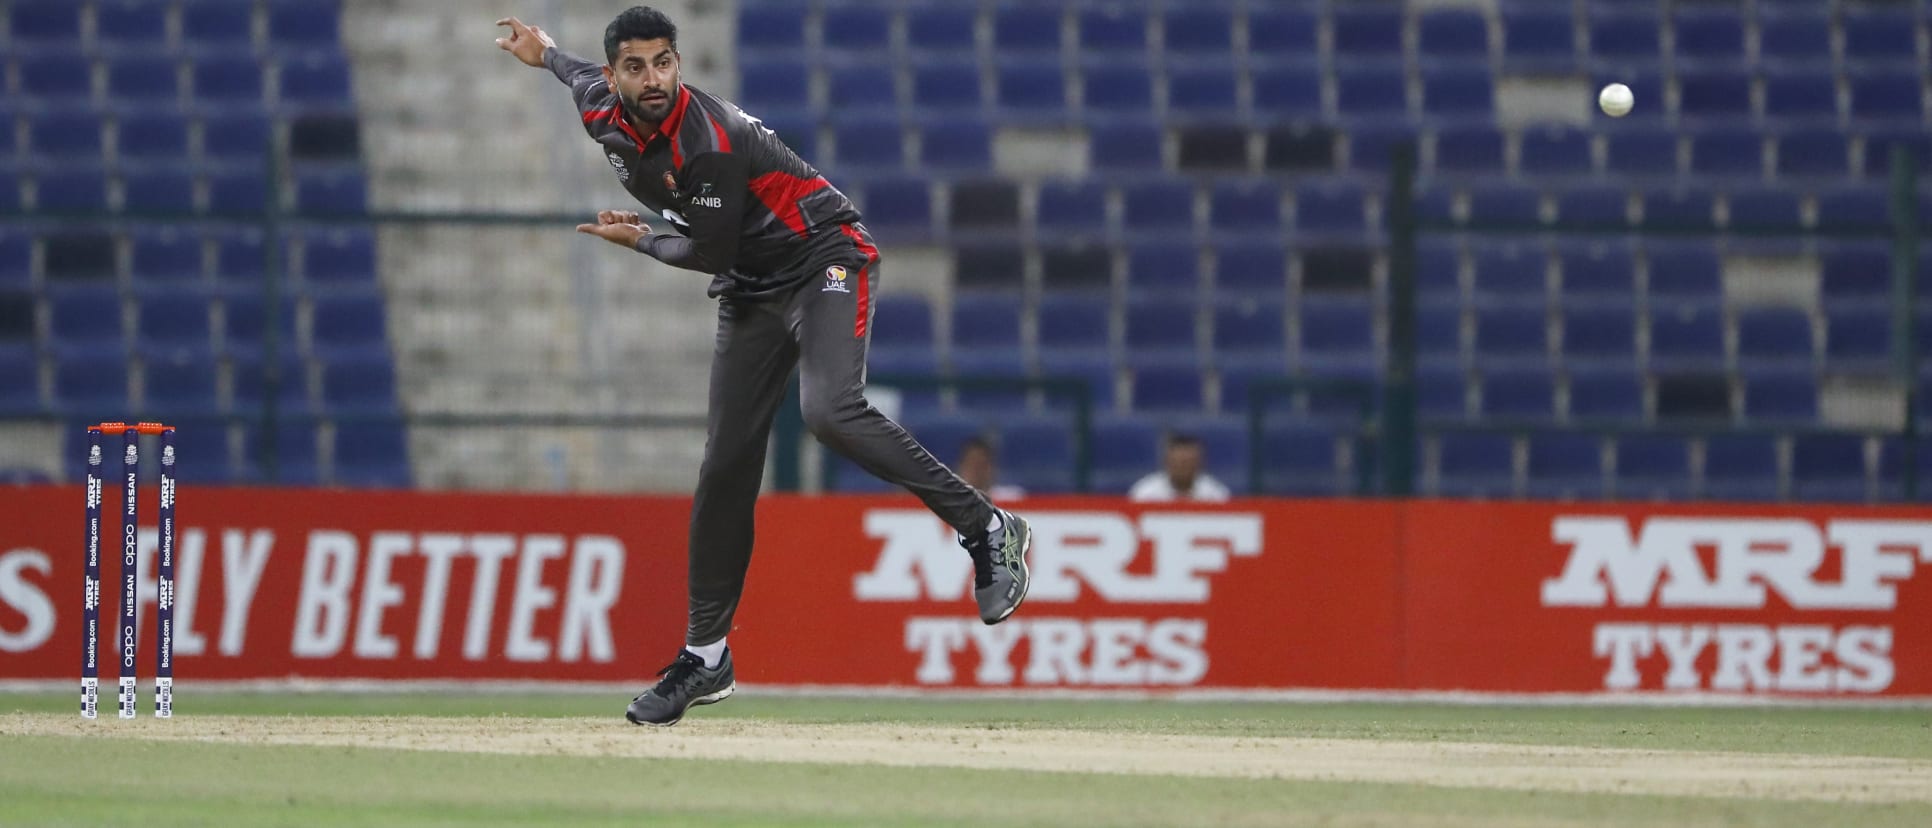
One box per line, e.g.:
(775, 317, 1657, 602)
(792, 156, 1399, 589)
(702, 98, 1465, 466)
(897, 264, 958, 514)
(576, 210, 652, 248)
(495, 17, 556, 67)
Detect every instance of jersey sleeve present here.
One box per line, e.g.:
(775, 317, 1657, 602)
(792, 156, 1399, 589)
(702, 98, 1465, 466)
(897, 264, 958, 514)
(542, 47, 616, 131)
(634, 151, 751, 274)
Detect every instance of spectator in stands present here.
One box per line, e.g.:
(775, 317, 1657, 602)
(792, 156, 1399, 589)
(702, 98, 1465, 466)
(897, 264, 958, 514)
(1129, 433, 1230, 502)
(958, 436, 1025, 502)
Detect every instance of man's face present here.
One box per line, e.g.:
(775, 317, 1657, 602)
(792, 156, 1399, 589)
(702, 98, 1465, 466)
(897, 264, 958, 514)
(604, 37, 680, 124)
(1163, 443, 1203, 490)
(957, 446, 994, 491)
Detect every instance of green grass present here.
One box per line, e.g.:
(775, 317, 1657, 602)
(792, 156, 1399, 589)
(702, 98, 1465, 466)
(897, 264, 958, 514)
(8, 691, 1930, 758)
(4, 692, 1929, 827)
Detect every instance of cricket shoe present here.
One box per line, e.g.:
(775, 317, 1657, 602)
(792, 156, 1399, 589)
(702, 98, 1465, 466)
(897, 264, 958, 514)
(962, 509, 1032, 625)
(625, 648, 735, 726)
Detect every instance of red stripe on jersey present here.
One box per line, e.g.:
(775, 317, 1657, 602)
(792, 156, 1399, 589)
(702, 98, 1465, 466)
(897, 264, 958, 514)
(582, 106, 617, 124)
(840, 224, 879, 339)
(748, 171, 830, 236)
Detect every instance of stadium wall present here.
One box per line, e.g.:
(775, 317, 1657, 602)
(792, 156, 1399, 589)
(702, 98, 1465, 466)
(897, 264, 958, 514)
(2, 485, 1930, 700)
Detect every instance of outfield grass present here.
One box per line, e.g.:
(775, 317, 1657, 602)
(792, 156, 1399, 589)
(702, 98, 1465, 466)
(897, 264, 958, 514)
(3, 692, 1929, 827)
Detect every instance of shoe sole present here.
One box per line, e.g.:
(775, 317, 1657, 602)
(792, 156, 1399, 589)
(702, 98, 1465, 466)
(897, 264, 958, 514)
(625, 683, 736, 728)
(985, 520, 1032, 625)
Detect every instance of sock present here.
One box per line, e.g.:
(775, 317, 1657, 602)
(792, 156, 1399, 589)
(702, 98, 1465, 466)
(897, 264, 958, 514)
(685, 639, 727, 668)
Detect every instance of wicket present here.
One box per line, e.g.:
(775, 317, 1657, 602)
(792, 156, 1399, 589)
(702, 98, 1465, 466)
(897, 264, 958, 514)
(81, 421, 176, 720)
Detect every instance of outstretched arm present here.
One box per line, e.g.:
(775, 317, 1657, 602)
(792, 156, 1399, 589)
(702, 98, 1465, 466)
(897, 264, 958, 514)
(496, 17, 606, 108)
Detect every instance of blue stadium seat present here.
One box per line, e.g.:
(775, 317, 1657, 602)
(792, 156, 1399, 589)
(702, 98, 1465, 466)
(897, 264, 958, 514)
(951, 293, 1023, 354)
(1416, 239, 1461, 302)
(1763, 70, 1838, 121)
(41, 231, 118, 282)
(0, 291, 33, 344)
(1208, 181, 1282, 236)
(1423, 67, 1494, 116)
(1331, 5, 1404, 57)
(295, 168, 368, 215)
(54, 353, 131, 412)
(1346, 123, 1415, 174)
(1167, 65, 1239, 115)
(1416, 306, 1463, 367)
(1471, 242, 1547, 305)
(192, 56, 264, 105)
(1648, 307, 1725, 370)
(1824, 308, 1892, 373)
(119, 111, 193, 163)
(107, 57, 182, 106)
(1416, 363, 1468, 420)
(1689, 128, 1763, 176)
(1603, 127, 1676, 177)
(278, 55, 354, 107)
(1212, 298, 1284, 358)
(871, 295, 932, 351)
(48, 285, 125, 355)
(997, 415, 1077, 493)
(1568, 369, 1644, 422)
(1792, 435, 1869, 503)
(135, 292, 215, 358)
(1091, 121, 1163, 172)
(1864, 129, 1932, 176)
(1562, 307, 1637, 366)
(1554, 185, 1629, 227)
(821, 3, 891, 54)
(1672, 8, 1744, 65)
(239, 422, 321, 485)
(331, 421, 410, 488)
(1741, 368, 1818, 423)
(209, 228, 265, 283)
(1089, 414, 1159, 493)
(1816, 187, 1891, 230)
(207, 169, 268, 214)
(1163, 7, 1232, 54)
(267, 0, 340, 47)
(1645, 242, 1721, 305)
(1216, 352, 1289, 416)
(1122, 178, 1194, 232)
(918, 118, 990, 170)
(1481, 368, 1556, 421)
(1502, 7, 1577, 71)
(230, 353, 313, 414)
(11, 0, 83, 43)
(203, 112, 272, 161)
(29, 110, 105, 162)
(1118, 240, 1195, 298)
(1419, 9, 1489, 58)
(1641, 190, 1716, 231)
(0, 233, 29, 289)
(1735, 308, 1816, 367)
(181, 0, 257, 48)
(1130, 362, 1205, 413)
(140, 355, 220, 417)
(1841, 9, 1918, 62)
(1702, 434, 1780, 501)
(760, 114, 818, 165)
(321, 355, 399, 416)
(1759, 11, 1831, 63)
(1589, 11, 1660, 64)
(992, 6, 1063, 54)
(1462, 184, 1538, 227)
(1252, 64, 1322, 116)
(1035, 293, 1110, 353)
(1614, 434, 1693, 500)
(1082, 62, 1153, 113)
(220, 292, 298, 357)
(996, 60, 1066, 112)
(833, 118, 905, 172)
(300, 228, 377, 286)
(738, 60, 811, 116)
(35, 168, 110, 212)
(1678, 69, 1751, 120)
(1298, 298, 1375, 371)
(1078, 8, 1145, 55)
(18, 56, 91, 102)
(1850, 70, 1923, 122)
(1820, 243, 1892, 307)
(1435, 432, 1515, 497)
(1036, 179, 1109, 235)
(737, 4, 806, 52)
(1526, 432, 1604, 500)
(1248, 8, 1318, 59)
(1123, 297, 1197, 357)
(311, 292, 388, 359)
(1294, 181, 1368, 235)
(1473, 307, 1549, 362)
(856, 177, 930, 235)
(1258, 422, 1347, 495)
(1434, 125, 1504, 174)
(907, 7, 976, 53)
(1520, 125, 1593, 176)
(1725, 187, 1803, 231)
(949, 347, 1028, 413)
(1036, 348, 1115, 414)
(910, 60, 982, 111)
(1335, 66, 1407, 117)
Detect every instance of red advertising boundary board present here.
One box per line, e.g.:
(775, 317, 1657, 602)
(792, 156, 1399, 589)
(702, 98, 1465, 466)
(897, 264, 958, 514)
(2, 487, 1929, 698)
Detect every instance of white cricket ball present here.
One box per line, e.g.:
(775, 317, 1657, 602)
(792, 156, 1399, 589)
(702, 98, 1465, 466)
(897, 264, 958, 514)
(1599, 83, 1634, 118)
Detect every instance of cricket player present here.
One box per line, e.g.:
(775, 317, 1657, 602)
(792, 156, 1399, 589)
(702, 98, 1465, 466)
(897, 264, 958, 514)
(496, 7, 1032, 726)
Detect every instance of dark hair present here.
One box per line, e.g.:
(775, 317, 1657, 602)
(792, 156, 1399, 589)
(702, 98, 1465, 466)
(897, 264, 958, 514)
(960, 435, 995, 457)
(605, 6, 678, 64)
(1164, 432, 1202, 450)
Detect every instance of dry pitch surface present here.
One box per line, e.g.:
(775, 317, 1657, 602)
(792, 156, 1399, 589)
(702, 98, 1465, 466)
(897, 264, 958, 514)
(6, 711, 1931, 804)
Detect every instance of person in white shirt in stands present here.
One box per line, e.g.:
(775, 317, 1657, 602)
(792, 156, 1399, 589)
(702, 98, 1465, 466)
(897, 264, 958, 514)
(1128, 432, 1231, 502)
(957, 436, 1026, 502)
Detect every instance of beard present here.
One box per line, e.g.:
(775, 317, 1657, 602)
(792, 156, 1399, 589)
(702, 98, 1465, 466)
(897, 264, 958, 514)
(623, 87, 674, 123)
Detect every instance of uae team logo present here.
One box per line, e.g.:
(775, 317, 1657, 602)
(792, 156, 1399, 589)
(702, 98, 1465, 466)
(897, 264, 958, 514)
(822, 265, 850, 293)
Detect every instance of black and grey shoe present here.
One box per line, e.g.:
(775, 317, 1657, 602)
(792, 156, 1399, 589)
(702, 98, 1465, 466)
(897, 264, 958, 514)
(625, 648, 735, 726)
(962, 509, 1032, 625)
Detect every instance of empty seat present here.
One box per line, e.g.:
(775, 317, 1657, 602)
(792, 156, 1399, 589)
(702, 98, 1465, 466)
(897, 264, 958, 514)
(1725, 187, 1803, 231)
(1648, 307, 1725, 369)
(1258, 422, 1346, 495)
(951, 293, 1023, 354)
(833, 118, 905, 171)
(907, 7, 976, 52)
(192, 56, 264, 104)
(1672, 9, 1744, 64)
(910, 60, 981, 110)
(310, 292, 388, 358)
(1568, 369, 1644, 422)
(1526, 432, 1604, 499)
(207, 169, 268, 214)
(1036, 348, 1116, 413)
(18, 56, 92, 100)
(35, 169, 110, 212)
(181, 0, 256, 47)
(299, 228, 378, 285)
(11, 0, 82, 43)
(1825, 308, 1892, 372)
(1763, 70, 1838, 120)
(278, 55, 355, 107)
(1298, 299, 1376, 369)
(827, 61, 897, 111)
(231, 354, 312, 413)
(1503, 8, 1577, 70)
(1035, 179, 1109, 234)
(821, 3, 891, 53)
(996, 416, 1078, 492)
(1294, 181, 1368, 234)
(1090, 414, 1160, 492)
(220, 293, 298, 356)
(1589, 11, 1660, 63)
(203, 112, 273, 161)
(1820, 243, 1892, 306)
(1645, 242, 1721, 305)
(1091, 122, 1163, 171)
(1741, 369, 1818, 423)
(140, 355, 220, 416)
(1473, 307, 1549, 361)
(1471, 242, 1548, 304)
(857, 177, 931, 233)
(1702, 434, 1780, 501)
(1603, 128, 1677, 177)
(737, 59, 810, 115)
(1614, 434, 1693, 499)
(1791, 435, 1869, 503)
(1082, 63, 1153, 113)
(1481, 369, 1556, 420)
(1641, 190, 1716, 231)
(267, 0, 340, 47)
(1759, 11, 1830, 63)
(996, 61, 1066, 112)
(1123, 297, 1197, 356)
(737, 4, 805, 51)
(1248, 8, 1318, 58)
(1419, 9, 1489, 58)
(1850, 70, 1923, 122)
(1562, 307, 1637, 365)
(54, 353, 131, 411)
(1211, 241, 1284, 295)
(1331, 6, 1403, 57)
(1520, 126, 1593, 175)
(295, 169, 368, 215)
(1166, 66, 1238, 114)
(870, 295, 933, 349)
(240, 422, 321, 485)
(1434, 125, 1505, 174)
(1208, 181, 1282, 235)
(1035, 293, 1110, 351)
(29, 110, 105, 162)
(106, 57, 182, 105)
(1841, 9, 1918, 62)
(1689, 128, 1763, 176)
(1252, 65, 1322, 116)
(1130, 362, 1205, 413)
(135, 293, 215, 357)
(331, 421, 411, 488)
(1040, 243, 1112, 294)
(48, 286, 126, 354)
(1677, 70, 1751, 119)
(1212, 298, 1285, 357)
(1335, 66, 1407, 116)
(1558, 240, 1637, 298)
(119, 112, 192, 163)
(1816, 187, 1891, 230)
(1735, 308, 1815, 365)
(321, 355, 399, 416)
(1435, 432, 1515, 497)
(992, 6, 1062, 54)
